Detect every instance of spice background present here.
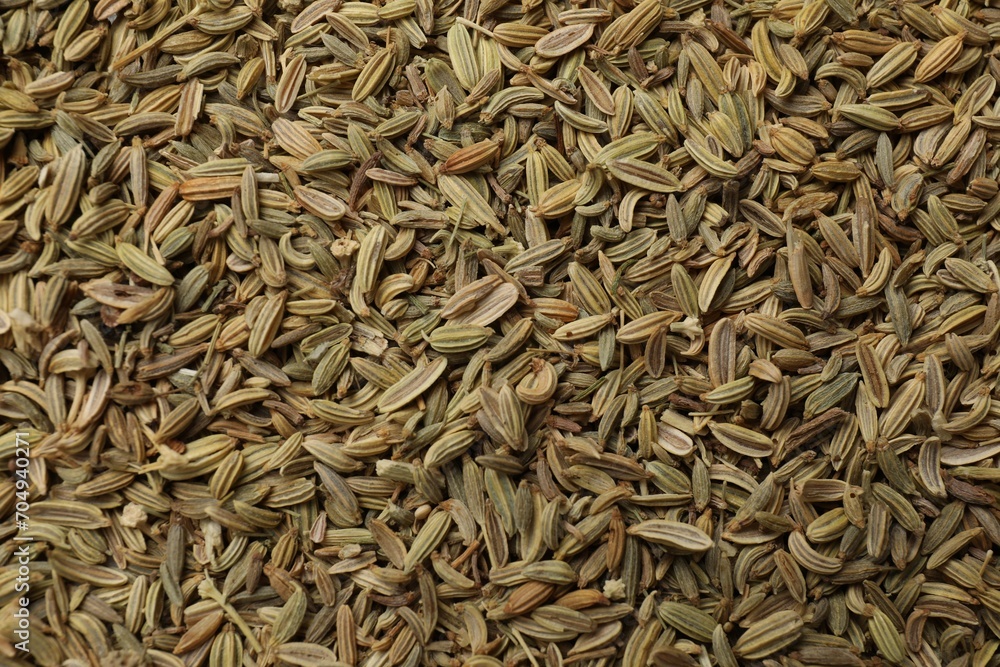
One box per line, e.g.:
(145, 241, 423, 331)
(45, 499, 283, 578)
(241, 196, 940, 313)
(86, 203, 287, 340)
(2, 0, 1000, 664)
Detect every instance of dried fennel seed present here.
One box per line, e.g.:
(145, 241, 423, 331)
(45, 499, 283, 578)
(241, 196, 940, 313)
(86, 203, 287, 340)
(3, 0, 1000, 665)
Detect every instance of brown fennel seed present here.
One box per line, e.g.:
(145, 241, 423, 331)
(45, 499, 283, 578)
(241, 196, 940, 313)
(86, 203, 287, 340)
(3, 0, 1000, 664)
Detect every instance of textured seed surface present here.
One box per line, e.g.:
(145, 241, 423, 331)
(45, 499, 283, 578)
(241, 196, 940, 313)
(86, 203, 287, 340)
(3, 0, 1000, 663)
